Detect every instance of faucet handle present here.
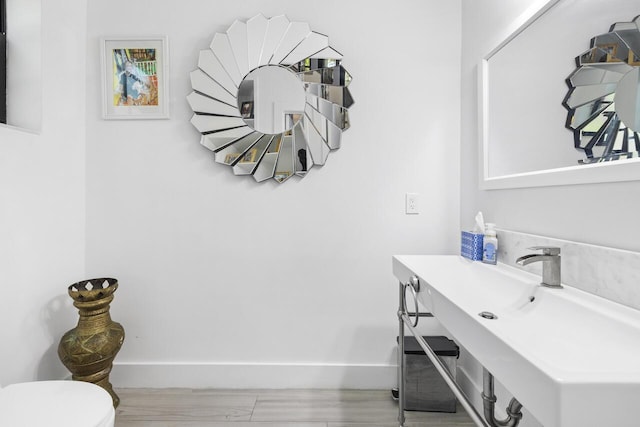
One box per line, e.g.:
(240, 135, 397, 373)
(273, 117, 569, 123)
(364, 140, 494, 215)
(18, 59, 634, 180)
(527, 246, 560, 256)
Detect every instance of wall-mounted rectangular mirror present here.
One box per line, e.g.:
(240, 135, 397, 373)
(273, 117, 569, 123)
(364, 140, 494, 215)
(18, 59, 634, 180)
(479, 0, 640, 189)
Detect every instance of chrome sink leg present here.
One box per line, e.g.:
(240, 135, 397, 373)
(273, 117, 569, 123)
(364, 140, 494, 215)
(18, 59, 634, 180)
(397, 281, 406, 426)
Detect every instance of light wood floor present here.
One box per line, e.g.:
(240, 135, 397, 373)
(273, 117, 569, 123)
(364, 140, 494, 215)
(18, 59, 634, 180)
(114, 389, 475, 427)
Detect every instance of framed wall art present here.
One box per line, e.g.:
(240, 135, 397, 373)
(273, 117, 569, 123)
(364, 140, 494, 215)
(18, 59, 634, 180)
(101, 36, 169, 120)
(240, 101, 254, 118)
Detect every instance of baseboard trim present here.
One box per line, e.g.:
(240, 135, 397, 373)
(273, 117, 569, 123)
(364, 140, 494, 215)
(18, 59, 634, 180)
(110, 362, 397, 389)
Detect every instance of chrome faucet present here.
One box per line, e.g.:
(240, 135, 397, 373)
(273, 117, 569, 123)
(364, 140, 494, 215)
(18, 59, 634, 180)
(515, 246, 562, 288)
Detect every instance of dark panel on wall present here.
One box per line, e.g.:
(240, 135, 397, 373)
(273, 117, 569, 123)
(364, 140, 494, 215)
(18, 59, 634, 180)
(0, 33, 5, 124)
(0, 0, 5, 124)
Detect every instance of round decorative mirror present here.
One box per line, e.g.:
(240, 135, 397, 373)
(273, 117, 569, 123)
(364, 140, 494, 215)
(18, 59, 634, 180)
(564, 15, 640, 164)
(188, 14, 354, 183)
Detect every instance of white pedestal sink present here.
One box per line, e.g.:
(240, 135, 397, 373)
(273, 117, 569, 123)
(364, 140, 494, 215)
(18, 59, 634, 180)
(393, 255, 640, 427)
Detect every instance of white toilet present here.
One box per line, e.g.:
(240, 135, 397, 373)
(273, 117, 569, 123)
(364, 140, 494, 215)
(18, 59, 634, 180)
(0, 380, 115, 427)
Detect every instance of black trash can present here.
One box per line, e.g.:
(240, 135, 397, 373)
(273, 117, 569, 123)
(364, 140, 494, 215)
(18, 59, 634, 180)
(398, 335, 459, 412)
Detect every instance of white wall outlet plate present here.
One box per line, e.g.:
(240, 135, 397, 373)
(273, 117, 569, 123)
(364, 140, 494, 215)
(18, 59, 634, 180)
(406, 193, 419, 214)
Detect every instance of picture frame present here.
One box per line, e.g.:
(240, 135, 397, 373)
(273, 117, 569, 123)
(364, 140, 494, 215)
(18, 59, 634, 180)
(101, 36, 169, 120)
(240, 101, 254, 118)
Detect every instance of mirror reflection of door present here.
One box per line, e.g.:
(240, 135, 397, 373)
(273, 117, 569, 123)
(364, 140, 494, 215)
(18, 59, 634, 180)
(237, 65, 305, 134)
(4, 0, 41, 131)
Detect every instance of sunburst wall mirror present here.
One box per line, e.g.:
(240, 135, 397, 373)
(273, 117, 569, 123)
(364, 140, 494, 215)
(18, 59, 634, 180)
(188, 14, 354, 183)
(564, 15, 640, 164)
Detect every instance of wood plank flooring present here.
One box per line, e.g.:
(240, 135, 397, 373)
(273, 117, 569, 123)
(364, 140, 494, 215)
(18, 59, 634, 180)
(115, 389, 475, 427)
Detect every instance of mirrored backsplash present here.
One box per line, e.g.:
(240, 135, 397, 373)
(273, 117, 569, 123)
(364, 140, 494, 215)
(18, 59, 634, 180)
(497, 229, 640, 311)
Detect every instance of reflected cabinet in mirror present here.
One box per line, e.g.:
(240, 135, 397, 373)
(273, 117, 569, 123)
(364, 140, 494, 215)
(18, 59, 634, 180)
(480, 0, 640, 189)
(188, 14, 354, 184)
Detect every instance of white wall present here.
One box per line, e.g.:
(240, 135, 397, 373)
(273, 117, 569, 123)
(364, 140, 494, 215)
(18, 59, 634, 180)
(461, 0, 640, 252)
(85, 0, 461, 387)
(0, 0, 86, 386)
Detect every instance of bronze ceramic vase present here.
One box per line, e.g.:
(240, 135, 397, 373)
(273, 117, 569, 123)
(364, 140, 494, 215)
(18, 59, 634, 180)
(58, 277, 125, 407)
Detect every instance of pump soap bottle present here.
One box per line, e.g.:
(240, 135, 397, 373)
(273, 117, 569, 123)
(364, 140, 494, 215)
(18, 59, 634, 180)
(482, 223, 498, 264)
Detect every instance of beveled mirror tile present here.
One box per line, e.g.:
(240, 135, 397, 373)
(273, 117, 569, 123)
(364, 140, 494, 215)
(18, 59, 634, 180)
(579, 47, 609, 65)
(302, 112, 330, 165)
(191, 115, 246, 133)
(304, 83, 354, 109)
(568, 101, 611, 130)
(310, 47, 343, 60)
(260, 15, 290, 66)
(211, 33, 242, 86)
(270, 22, 311, 65)
(615, 29, 640, 59)
(253, 152, 278, 182)
(615, 67, 640, 130)
(565, 83, 617, 109)
(567, 66, 623, 87)
(306, 105, 328, 140)
(198, 50, 238, 96)
(214, 132, 263, 164)
(293, 122, 313, 176)
(582, 62, 633, 73)
(307, 96, 349, 130)
(281, 32, 329, 66)
(232, 134, 272, 175)
(327, 120, 342, 150)
(187, 92, 240, 117)
(317, 98, 335, 119)
(298, 66, 352, 86)
(233, 162, 257, 176)
(274, 135, 295, 183)
(227, 20, 250, 79)
(200, 127, 254, 152)
(247, 14, 269, 71)
(336, 107, 350, 131)
(593, 32, 629, 62)
(612, 22, 638, 31)
(190, 70, 237, 107)
(306, 93, 319, 110)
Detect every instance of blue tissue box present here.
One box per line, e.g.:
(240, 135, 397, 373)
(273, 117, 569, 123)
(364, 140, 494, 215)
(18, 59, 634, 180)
(461, 231, 484, 260)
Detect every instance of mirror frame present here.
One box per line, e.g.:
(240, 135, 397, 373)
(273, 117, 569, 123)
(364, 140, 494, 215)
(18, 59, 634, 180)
(478, 0, 640, 190)
(188, 14, 353, 184)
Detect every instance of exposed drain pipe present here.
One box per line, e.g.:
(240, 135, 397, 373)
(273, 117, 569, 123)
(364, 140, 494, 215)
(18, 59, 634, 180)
(481, 368, 524, 427)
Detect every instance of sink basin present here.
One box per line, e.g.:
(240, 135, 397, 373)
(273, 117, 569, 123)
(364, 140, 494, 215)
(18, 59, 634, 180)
(393, 255, 640, 427)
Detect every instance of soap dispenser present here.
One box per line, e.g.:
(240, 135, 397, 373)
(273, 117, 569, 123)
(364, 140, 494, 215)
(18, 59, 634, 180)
(482, 223, 498, 264)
